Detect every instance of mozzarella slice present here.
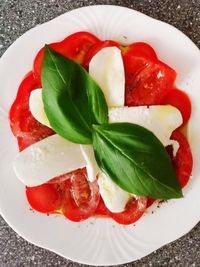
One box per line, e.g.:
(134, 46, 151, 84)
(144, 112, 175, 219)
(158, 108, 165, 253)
(29, 89, 50, 128)
(98, 172, 130, 213)
(109, 105, 182, 156)
(80, 145, 100, 182)
(13, 134, 86, 187)
(89, 46, 125, 107)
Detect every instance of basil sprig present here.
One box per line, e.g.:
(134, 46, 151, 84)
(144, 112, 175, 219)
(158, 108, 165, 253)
(92, 123, 182, 199)
(42, 46, 183, 200)
(42, 45, 108, 144)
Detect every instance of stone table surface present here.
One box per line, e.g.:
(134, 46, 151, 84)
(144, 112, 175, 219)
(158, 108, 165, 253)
(0, 0, 200, 266)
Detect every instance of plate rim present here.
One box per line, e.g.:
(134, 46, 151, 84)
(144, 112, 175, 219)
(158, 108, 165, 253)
(0, 4, 200, 266)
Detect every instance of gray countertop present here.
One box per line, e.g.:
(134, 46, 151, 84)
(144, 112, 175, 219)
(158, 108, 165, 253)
(0, 0, 200, 266)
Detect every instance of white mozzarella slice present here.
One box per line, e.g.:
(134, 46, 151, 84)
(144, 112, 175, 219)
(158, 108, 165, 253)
(13, 134, 86, 187)
(29, 89, 50, 128)
(109, 105, 182, 156)
(89, 46, 125, 107)
(80, 145, 100, 182)
(97, 172, 130, 213)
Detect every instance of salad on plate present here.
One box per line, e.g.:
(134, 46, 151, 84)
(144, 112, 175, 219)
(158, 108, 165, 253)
(10, 31, 193, 225)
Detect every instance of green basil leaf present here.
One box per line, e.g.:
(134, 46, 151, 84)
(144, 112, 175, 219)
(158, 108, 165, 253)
(92, 123, 183, 199)
(42, 45, 108, 144)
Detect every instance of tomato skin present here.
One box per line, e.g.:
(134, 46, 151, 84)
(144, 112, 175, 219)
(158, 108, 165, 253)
(170, 130, 193, 188)
(161, 88, 191, 126)
(122, 42, 157, 61)
(83, 40, 119, 69)
(110, 197, 147, 225)
(9, 72, 37, 136)
(9, 72, 54, 151)
(26, 183, 62, 213)
(33, 31, 101, 85)
(62, 169, 100, 222)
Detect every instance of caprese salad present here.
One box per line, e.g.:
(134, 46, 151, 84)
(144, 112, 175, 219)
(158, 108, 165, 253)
(10, 32, 193, 225)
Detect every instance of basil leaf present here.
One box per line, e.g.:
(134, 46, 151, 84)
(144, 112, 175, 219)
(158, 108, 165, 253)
(42, 45, 108, 144)
(92, 123, 183, 199)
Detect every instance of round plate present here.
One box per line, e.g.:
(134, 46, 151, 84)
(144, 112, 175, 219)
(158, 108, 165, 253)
(0, 5, 200, 266)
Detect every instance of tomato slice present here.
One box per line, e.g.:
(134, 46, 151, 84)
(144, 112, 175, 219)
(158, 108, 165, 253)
(26, 183, 62, 213)
(170, 130, 193, 188)
(124, 58, 176, 106)
(33, 31, 101, 85)
(122, 42, 157, 61)
(110, 197, 147, 225)
(122, 43, 176, 106)
(161, 88, 191, 126)
(9, 72, 54, 151)
(10, 72, 37, 136)
(62, 168, 100, 222)
(83, 40, 119, 69)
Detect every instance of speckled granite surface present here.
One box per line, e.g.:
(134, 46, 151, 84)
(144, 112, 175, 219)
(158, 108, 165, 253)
(0, 0, 200, 266)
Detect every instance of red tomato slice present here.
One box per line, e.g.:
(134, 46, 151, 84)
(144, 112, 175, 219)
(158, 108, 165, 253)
(124, 58, 176, 106)
(122, 43, 176, 106)
(9, 72, 54, 151)
(10, 72, 37, 136)
(122, 42, 157, 61)
(83, 40, 119, 69)
(110, 197, 147, 225)
(170, 130, 193, 188)
(161, 88, 191, 126)
(62, 168, 100, 222)
(33, 31, 101, 85)
(26, 183, 62, 213)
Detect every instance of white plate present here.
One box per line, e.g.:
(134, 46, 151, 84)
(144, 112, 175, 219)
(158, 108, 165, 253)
(0, 5, 200, 266)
